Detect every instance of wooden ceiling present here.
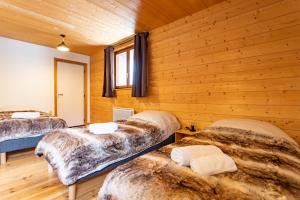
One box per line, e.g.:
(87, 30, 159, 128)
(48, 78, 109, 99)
(0, 0, 224, 55)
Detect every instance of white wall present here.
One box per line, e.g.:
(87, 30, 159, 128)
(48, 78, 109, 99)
(0, 36, 91, 122)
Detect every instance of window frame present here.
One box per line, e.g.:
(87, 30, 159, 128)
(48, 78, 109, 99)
(114, 46, 134, 89)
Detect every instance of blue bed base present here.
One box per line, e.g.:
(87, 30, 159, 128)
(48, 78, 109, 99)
(76, 134, 175, 184)
(0, 135, 44, 153)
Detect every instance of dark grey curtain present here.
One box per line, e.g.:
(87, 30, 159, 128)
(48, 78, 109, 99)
(132, 32, 149, 97)
(102, 46, 115, 97)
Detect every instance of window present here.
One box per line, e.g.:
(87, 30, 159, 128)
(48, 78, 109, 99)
(115, 47, 134, 88)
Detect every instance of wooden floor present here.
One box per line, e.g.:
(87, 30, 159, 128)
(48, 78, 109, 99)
(0, 149, 99, 200)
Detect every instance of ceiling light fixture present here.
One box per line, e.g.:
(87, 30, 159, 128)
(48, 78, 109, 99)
(57, 34, 70, 52)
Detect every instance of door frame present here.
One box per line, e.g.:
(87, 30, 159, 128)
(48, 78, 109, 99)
(54, 57, 88, 125)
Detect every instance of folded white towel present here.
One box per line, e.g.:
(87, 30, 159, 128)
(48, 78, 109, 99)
(190, 153, 237, 176)
(11, 112, 40, 119)
(88, 122, 118, 134)
(171, 145, 223, 166)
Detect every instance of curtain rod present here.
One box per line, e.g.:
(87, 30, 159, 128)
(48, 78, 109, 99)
(111, 34, 135, 47)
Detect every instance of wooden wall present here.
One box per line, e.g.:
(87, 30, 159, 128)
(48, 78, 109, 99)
(90, 0, 300, 144)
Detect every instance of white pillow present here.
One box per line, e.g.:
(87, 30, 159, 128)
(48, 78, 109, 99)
(11, 112, 40, 119)
(190, 153, 237, 176)
(210, 119, 297, 146)
(128, 110, 180, 135)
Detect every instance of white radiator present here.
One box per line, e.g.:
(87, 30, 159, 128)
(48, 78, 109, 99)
(113, 107, 134, 121)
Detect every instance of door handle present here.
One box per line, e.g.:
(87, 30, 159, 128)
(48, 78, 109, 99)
(58, 93, 64, 96)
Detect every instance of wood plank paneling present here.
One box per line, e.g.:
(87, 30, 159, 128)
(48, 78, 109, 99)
(0, 0, 224, 55)
(90, 0, 300, 144)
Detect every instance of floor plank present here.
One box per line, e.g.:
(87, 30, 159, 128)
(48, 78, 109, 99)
(0, 149, 97, 200)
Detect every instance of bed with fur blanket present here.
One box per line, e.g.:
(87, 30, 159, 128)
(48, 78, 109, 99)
(35, 111, 180, 186)
(99, 123, 300, 200)
(0, 111, 67, 142)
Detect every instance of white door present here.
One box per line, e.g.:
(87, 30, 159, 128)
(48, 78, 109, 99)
(57, 62, 85, 127)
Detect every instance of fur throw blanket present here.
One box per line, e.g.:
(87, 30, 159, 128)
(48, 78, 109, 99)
(0, 111, 67, 142)
(35, 119, 171, 185)
(99, 127, 300, 200)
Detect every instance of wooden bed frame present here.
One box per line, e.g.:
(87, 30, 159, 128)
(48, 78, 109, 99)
(0, 152, 6, 165)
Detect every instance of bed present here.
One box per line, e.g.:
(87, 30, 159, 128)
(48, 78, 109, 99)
(0, 110, 67, 165)
(98, 119, 300, 200)
(35, 110, 180, 200)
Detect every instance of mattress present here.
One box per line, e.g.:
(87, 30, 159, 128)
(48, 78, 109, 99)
(0, 111, 67, 143)
(0, 135, 44, 153)
(99, 126, 300, 200)
(78, 134, 174, 183)
(35, 119, 176, 185)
